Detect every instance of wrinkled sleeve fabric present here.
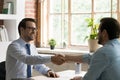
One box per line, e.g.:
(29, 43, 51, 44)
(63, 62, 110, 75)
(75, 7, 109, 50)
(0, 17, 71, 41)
(6, 38, 52, 80)
(82, 54, 92, 64)
(82, 48, 109, 80)
(33, 64, 50, 75)
(8, 43, 51, 65)
(31, 44, 52, 75)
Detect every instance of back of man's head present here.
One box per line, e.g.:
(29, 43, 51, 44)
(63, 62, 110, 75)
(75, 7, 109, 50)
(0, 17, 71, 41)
(100, 17, 120, 40)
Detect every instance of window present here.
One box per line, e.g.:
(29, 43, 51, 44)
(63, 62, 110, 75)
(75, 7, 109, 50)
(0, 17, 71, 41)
(40, 0, 119, 48)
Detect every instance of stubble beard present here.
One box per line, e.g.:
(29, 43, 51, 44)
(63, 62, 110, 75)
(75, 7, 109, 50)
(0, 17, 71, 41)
(26, 34, 36, 42)
(98, 36, 102, 45)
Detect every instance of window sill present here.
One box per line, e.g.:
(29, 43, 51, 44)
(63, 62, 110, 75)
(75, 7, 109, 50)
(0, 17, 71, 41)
(37, 48, 89, 55)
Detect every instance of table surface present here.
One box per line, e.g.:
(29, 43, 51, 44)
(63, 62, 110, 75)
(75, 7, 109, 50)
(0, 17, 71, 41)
(31, 70, 86, 80)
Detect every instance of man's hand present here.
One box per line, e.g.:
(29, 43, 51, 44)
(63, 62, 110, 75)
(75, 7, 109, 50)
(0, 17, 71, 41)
(47, 70, 59, 78)
(70, 76, 82, 80)
(51, 54, 65, 65)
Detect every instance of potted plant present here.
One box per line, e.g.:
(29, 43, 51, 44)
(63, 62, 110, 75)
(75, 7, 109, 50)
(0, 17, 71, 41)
(48, 38, 56, 50)
(85, 18, 99, 52)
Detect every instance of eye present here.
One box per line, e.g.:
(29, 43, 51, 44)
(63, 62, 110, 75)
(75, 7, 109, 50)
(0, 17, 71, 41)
(26, 27, 38, 31)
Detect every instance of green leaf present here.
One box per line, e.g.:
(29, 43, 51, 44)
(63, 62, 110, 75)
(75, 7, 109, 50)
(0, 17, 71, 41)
(85, 18, 99, 40)
(48, 39, 56, 46)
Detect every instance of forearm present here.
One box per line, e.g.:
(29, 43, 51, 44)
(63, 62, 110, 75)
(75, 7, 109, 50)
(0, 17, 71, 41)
(65, 54, 83, 63)
(33, 64, 50, 75)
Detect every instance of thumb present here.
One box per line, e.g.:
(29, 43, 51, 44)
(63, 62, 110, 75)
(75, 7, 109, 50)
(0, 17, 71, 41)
(47, 72, 50, 77)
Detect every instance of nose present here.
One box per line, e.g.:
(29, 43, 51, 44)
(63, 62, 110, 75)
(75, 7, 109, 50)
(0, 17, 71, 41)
(31, 28, 38, 32)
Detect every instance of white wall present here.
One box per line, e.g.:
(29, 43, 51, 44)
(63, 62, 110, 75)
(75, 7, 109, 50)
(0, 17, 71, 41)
(0, 42, 10, 62)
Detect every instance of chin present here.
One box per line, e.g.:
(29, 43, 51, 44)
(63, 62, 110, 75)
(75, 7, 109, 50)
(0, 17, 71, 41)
(31, 38, 35, 41)
(31, 36, 36, 39)
(29, 37, 35, 41)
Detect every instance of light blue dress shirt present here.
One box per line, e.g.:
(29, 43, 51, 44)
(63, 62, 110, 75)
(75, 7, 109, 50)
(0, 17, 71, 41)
(6, 38, 51, 80)
(82, 39, 120, 80)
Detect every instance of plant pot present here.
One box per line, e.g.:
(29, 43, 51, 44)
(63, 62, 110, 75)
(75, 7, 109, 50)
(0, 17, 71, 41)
(50, 45, 55, 50)
(88, 39, 99, 52)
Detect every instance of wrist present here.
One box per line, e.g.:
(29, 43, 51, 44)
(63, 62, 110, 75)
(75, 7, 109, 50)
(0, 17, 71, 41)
(47, 69, 54, 73)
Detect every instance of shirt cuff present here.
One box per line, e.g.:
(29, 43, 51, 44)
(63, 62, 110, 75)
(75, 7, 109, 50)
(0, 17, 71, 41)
(42, 67, 51, 75)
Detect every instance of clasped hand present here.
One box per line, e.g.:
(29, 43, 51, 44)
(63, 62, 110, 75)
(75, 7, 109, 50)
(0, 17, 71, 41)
(51, 54, 65, 65)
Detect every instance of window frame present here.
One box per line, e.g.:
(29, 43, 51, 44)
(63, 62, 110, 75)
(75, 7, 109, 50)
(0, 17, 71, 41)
(37, 0, 120, 50)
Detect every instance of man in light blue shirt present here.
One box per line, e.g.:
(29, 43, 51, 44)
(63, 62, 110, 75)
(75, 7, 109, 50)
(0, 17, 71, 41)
(6, 18, 65, 80)
(65, 17, 120, 80)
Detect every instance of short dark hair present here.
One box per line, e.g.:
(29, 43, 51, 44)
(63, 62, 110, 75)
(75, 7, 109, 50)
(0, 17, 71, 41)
(18, 18, 36, 35)
(100, 17, 120, 40)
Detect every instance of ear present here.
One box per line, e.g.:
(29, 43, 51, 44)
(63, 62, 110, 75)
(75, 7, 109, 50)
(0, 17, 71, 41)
(20, 27, 24, 32)
(20, 27, 26, 36)
(102, 29, 108, 38)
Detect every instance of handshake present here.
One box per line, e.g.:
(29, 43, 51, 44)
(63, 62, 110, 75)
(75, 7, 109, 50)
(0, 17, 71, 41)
(51, 54, 66, 65)
(51, 53, 83, 65)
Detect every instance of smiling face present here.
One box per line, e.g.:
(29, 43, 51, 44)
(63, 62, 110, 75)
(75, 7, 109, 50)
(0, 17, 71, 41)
(20, 21, 37, 42)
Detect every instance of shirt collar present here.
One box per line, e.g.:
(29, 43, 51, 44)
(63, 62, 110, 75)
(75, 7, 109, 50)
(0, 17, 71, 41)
(19, 38, 29, 46)
(105, 38, 119, 45)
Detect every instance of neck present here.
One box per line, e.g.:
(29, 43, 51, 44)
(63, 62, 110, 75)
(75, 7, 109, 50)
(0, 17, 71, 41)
(102, 38, 109, 45)
(20, 36, 34, 44)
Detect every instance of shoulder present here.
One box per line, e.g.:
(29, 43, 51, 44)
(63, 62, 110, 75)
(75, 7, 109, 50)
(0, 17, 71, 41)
(93, 42, 119, 60)
(92, 46, 110, 59)
(9, 39, 20, 47)
(8, 39, 25, 50)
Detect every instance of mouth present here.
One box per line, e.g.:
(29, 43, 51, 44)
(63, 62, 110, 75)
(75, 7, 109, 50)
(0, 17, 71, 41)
(30, 33, 36, 38)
